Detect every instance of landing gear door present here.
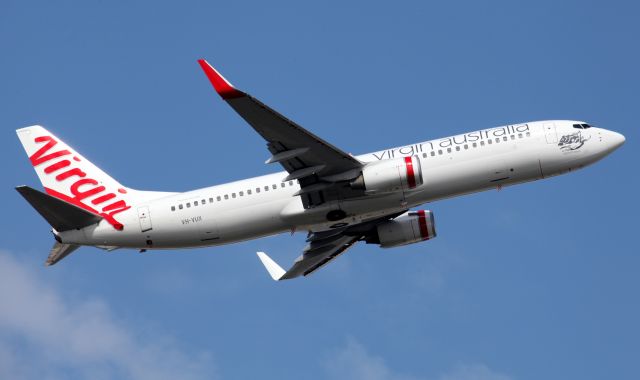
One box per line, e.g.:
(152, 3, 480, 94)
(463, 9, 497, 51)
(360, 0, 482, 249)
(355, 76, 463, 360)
(544, 122, 557, 144)
(138, 206, 152, 232)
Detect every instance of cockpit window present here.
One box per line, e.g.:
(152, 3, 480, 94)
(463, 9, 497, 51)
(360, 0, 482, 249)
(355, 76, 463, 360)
(581, 123, 592, 129)
(573, 123, 593, 129)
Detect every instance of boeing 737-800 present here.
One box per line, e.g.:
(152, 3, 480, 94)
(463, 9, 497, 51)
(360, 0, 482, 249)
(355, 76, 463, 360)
(16, 59, 625, 280)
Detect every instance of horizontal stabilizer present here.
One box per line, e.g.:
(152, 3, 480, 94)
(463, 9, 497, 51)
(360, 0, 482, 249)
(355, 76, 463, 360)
(256, 252, 286, 281)
(46, 242, 80, 266)
(16, 185, 102, 231)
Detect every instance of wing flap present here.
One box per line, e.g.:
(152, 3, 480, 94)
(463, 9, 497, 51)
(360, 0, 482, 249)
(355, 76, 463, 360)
(256, 234, 360, 281)
(255, 211, 410, 281)
(295, 235, 359, 279)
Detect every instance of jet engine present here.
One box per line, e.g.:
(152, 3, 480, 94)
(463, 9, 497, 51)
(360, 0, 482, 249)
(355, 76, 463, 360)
(366, 210, 436, 248)
(350, 156, 423, 194)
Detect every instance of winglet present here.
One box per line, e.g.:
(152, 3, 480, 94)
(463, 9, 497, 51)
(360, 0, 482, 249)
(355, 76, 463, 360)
(256, 252, 286, 281)
(197, 59, 245, 100)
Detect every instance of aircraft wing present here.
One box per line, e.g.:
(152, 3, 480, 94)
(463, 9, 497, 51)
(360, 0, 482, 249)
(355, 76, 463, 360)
(257, 232, 360, 280)
(198, 59, 364, 207)
(256, 212, 405, 280)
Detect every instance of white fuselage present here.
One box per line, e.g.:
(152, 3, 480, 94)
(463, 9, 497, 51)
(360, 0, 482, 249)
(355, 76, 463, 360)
(58, 120, 623, 249)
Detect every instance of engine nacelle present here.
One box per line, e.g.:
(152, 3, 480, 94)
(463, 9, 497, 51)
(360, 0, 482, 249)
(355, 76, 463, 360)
(351, 156, 423, 194)
(369, 210, 436, 248)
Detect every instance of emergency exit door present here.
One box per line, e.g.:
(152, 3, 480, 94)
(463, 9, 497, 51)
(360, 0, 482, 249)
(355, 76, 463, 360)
(138, 206, 152, 232)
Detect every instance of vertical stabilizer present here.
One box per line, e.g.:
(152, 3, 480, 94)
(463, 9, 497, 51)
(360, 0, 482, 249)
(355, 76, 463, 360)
(16, 125, 134, 230)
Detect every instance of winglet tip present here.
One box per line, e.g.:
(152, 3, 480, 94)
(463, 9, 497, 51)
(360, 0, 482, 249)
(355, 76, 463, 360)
(256, 251, 286, 281)
(197, 59, 245, 100)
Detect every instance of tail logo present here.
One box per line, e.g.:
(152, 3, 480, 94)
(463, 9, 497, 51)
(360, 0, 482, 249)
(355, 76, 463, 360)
(29, 135, 130, 230)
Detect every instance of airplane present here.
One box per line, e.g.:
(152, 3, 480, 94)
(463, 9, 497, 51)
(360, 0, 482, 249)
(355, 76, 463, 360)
(15, 59, 625, 280)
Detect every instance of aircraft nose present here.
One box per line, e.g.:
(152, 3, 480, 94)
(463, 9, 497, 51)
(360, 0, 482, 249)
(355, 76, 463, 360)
(609, 130, 626, 150)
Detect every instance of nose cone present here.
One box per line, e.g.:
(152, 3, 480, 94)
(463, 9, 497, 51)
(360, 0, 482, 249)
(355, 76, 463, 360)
(609, 130, 626, 150)
(613, 131, 626, 147)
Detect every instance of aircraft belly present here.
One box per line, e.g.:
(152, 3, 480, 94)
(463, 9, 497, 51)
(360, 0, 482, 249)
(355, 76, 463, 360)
(421, 157, 498, 199)
(214, 199, 291, 243)
(418, 150, 542, 202)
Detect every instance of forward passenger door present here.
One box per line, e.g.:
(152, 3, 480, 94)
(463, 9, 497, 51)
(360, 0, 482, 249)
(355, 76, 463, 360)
(543, 122, 557, 144)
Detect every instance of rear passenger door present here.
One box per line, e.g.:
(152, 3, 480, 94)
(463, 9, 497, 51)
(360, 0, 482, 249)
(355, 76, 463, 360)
(138, 206, 152, 232)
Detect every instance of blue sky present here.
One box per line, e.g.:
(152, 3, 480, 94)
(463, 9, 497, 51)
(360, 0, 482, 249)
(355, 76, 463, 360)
(1, 1, 638, 379)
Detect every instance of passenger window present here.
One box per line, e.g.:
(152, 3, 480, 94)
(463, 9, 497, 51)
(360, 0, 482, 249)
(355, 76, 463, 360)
(194, 201, 198, 206)
(430, 151, 435, 157)
(464, 144, 468, 149)
(472, 142, 477, 148)
(248, 189, 252, 195)
(518, 133, 523, 138)
(209, 197, 213, 203)
(232, 193, 236, 198)
(217, 196, 221, 201)
(438, 149, 443, 155)
(272, 184, 277, 190)
(423, 153, 427, 158)
(480, 141, 485, 146)
(265, 186, 269, 191)
(447, 148, 452, 153)
(179, 204, 183, 210)
(488, 139, 492, 144)
(256, 188, 260, 193)
(510, 135, 515, 140)
(281, 183, 285, 188)
(186, 202, 191, 208)
(171, 206, 175, 211)
(289, 181, 294, 186)
(495, 138, 500, 143)
(455, 146, 460, 151)
(526, 132, 531, 137)
(224, 195, 229, 200)
(503, 136, 508, 141)
(240, 191, 244, 196)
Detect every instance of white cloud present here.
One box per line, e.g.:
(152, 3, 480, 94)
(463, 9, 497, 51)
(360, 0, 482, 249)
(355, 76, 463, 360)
(324, 337, 417, 380)
(325, 338, 512, 380)
(438, 364, 512, 380)
(0, 250, 216, 380)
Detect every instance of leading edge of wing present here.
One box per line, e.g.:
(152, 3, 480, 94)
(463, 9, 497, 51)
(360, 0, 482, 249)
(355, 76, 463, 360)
(196, 59, 362, 175)
(197, 59, 245, 100)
